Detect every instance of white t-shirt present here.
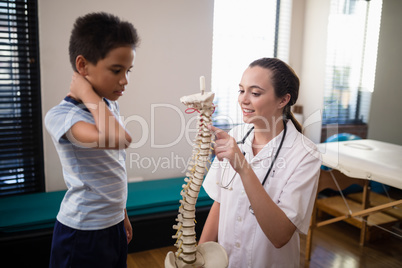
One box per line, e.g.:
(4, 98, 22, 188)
(203, 120, 321, 268)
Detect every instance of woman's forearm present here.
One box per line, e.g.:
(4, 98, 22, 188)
(199, 201, 220, 244)
(238, 164, 296, 248)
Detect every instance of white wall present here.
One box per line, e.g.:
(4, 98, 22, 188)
(295, 0, 330, 143)
(39, 0, 214, 191)
(288, 0, 305, 78)
(368, 0, 402, 145)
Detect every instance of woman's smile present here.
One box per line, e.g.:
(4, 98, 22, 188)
(242, 108, 255, 116)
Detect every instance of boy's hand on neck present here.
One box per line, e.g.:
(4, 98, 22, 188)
(65, 72, 132, 149)
(68, 72, 101, 104)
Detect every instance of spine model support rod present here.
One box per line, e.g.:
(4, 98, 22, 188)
(165, 77, 228, 268)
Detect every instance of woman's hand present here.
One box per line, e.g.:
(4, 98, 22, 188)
(208, 125, 246, 172)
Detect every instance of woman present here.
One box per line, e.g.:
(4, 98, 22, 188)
(199, 58, 321, 267)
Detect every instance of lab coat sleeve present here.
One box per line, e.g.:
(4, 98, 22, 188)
(203, 156, 223, 203)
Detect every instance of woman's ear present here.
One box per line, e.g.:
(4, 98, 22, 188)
(75, 55, 88, 76)
(278, 93, 291, 109)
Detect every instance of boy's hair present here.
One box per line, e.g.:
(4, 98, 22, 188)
(69, 12, 140, 71)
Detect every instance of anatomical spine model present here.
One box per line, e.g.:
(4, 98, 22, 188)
(165, 77, 228, 268)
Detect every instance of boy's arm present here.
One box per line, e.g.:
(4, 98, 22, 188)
(65, 72, 132, 149)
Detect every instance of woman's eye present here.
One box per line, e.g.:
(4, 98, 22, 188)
(112, 69, 121, 74)
(238, 89, 244, 94)
(252, 92, 261, 97)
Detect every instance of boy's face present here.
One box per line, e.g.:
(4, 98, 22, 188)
(85, 46, 135, 101)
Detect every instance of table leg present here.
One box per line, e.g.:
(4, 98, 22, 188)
(359, 180, 370, 245)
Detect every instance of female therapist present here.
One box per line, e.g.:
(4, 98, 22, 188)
(199, 58, 321, 267)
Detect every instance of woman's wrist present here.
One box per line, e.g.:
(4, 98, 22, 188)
(234, 151, 249, 175)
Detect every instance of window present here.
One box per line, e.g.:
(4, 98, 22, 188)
(322, 0, 382, 125)
(211, 0, 293, 126)
(0, 0, 44, 197)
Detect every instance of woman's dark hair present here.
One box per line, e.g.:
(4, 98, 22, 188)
(69, 12, 140, 71)
(249, 57, 302, 133)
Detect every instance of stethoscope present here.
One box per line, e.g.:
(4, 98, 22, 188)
(219, 120, 287, 215)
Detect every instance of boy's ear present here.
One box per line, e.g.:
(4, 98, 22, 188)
(75, 55, 89, 76)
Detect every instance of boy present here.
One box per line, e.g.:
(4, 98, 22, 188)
(45, 12, 139, 267)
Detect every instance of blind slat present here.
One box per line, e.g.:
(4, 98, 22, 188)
(0, 0, 43, 197)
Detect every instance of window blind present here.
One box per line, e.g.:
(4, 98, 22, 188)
(211, 0, 293, 126)
(322, 0, 382, 125)
(0, 0, 44, 197)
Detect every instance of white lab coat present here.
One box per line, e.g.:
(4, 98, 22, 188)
(203, 120, 321, 268)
